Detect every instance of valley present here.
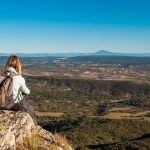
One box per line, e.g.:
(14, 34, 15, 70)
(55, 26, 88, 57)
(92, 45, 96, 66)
(0, 55, 150, 149)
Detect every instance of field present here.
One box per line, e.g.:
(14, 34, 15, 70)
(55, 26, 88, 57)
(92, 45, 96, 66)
(0, 55, 150, 149)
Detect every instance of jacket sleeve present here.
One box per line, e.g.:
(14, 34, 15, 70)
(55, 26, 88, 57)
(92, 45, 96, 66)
(20, 77, 30, 94)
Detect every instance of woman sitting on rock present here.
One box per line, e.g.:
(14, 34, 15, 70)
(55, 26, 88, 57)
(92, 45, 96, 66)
(1, 55, 37, 124)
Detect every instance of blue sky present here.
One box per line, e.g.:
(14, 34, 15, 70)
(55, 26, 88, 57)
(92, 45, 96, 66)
(0, 0, 150, 53)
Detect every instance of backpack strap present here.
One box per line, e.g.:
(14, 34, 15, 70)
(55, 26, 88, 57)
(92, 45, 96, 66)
(0, 76, 10, 87)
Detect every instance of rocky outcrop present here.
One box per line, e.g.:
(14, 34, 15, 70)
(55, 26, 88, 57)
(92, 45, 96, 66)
(0, 110, 72, 150)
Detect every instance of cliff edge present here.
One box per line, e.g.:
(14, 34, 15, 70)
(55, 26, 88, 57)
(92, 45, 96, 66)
(0, 110, 72, 150)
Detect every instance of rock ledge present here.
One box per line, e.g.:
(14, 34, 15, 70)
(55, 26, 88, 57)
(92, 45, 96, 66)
(0, 110, 72, 150)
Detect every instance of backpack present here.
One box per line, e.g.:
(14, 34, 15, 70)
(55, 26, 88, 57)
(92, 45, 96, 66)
(0, 72, 17, 109)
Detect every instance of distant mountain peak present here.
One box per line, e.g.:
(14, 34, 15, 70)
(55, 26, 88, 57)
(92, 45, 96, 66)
(95, 50, 113, 54)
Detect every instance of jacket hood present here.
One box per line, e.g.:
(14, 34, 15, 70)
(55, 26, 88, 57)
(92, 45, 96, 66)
(6, 67, 18, 75)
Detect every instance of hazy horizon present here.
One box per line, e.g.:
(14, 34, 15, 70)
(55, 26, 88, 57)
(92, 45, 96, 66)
(0, 49, 150, 54)
(0, 0, 150, 53)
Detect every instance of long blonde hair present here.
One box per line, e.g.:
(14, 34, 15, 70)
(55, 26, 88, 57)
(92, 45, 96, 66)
(6, 55, 22, 75)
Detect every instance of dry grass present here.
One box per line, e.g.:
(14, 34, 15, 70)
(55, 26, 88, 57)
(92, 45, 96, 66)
(16, 134, 44, 150)
(16, 133, 71, 150)
(50, 133, 72, 150)
(100, 110, 150, 121)
(109, 106, 132, 112)
(79, 71, 98, 79)
(90, 107, 150, 122)
(144, 117, 150, 122)
(35, 111, 64, 117)
(110, 99, 126, 103)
